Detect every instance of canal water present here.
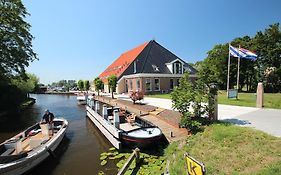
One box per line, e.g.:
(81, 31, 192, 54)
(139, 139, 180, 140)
(0, 94, 117, 175)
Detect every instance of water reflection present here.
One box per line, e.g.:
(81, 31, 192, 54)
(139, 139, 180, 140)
(0, 94, 116, 175)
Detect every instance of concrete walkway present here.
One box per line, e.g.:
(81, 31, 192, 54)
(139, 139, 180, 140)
(115, 94, 281, 137)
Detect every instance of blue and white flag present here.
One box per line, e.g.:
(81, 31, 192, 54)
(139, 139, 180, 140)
(229, 45, 257, 60)
(229, 45, 240, 57)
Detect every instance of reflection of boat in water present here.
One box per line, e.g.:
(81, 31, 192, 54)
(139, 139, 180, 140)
(0, 118, 68, 175)
(86, 100, 163, 149)
(76, 93, 87, 105)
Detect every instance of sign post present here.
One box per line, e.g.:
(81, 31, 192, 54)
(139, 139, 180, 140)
(185, 153, 206, 175)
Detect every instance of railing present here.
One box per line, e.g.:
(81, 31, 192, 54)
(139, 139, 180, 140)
(117, 148, 140, 175)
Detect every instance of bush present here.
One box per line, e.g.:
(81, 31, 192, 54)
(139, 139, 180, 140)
(129, 91, 144, 104)
(180, 112, 202, 132)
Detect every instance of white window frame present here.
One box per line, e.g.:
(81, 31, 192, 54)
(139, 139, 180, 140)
(136, 78, 141, 90)
(145, 78, 152, 92)
(129, 79, 133, 90)
(154, 78, 160, 91)
(133, 61, 137, 73)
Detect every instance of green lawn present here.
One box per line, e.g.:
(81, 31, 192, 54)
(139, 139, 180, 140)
(165, 124, 281, 175)
(146, 91, 281, 109)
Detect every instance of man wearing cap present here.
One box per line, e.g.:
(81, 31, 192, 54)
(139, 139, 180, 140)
(42, 109, 54, 124)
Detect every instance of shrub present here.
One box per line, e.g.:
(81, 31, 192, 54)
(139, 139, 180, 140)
(129, 91, 144, 104)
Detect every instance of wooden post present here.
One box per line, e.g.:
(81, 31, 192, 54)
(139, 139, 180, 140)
(256, 82, 264, 108)
(117, 148, 140, 175)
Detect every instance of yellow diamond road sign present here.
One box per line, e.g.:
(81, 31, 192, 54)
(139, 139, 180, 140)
(185, 154, 206, 175)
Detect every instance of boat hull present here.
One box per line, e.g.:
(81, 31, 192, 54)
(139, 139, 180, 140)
(0, 119, 68, 175)
(121, 128, 163, 149)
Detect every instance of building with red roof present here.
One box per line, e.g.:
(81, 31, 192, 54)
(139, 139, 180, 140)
(99, 40, 197, 94)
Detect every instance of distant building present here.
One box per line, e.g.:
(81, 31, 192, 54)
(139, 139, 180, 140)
(99, 40, 197, 94)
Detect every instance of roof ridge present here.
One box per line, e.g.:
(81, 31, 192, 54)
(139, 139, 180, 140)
(140, 40, 154, 73)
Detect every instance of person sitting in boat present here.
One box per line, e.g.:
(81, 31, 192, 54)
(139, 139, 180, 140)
(42, 109, 54, 124)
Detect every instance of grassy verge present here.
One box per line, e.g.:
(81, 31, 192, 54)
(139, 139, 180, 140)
(165, 124, 281, 175)
(146, 91, 281, 109)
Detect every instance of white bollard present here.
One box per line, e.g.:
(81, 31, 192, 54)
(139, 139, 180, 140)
(113, 110, 120, 129)
(102, 104, 108, 120)
(96, 101, 100, 111)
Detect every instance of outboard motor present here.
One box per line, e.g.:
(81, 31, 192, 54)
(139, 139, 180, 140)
(113, 110, 120, 129)
(102, 104, 108, 120)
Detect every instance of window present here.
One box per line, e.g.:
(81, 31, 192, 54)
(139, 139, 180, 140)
(174, 62, 182, 74)
(136, 79, 140, 90)
(125, 80, 128, 92)
(172, 61, 183, 74)
(170, 79, 174, 90)
(129, 79, 133, 90)
(133, 61, 137, 73)
(154, 78, 160, 91)
(145, 79, 152, 91)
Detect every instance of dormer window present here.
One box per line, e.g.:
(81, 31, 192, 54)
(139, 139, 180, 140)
(174, 61, 182, 74)
(166, 59, 184, 74)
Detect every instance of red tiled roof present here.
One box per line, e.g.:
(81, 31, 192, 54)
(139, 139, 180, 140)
(99, 41, 149, 83)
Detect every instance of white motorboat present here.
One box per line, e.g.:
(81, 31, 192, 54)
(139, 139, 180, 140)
(0, 118, 68, 175)
(77, 93, 87, 105)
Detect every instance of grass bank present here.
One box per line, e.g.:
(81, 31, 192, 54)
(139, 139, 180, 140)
(165, 124, 281, 174)
(20, 97, 36, 110)
(146, 91, 281, 109)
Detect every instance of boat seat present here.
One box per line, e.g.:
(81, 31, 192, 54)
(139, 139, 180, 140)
(1, 148, 15, 156)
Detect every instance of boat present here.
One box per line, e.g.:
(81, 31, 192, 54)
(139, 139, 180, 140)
(86, 100, 163, 149)
(0, 118, 68, 175)
(76, 93, 87, 105)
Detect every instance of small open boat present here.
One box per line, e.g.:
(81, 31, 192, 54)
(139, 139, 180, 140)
(0, 118, 68, 175)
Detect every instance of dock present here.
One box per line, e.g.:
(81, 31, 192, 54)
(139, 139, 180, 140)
(92, 96, 189, 143)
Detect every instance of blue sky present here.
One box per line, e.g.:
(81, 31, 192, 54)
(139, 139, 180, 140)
(23, 0, 281, 84)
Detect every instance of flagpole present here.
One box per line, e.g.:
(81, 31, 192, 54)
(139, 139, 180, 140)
(227, 43, 231, 98)
(236, 45, 241, 99)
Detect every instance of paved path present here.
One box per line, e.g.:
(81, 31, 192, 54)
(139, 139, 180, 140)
(115, 95, 281, 137)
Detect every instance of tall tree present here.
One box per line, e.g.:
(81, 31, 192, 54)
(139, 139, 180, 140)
(84, 80, 90, 92)
(0, 0, 37, 78)
(253, 23, 281, 92)
(94, 77, 104, 96)
(108, 75, 117, 99)
(78, 80, 84, 91)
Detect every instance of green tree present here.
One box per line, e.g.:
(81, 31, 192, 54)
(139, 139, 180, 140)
(94, 77, 104, 96)
(253, 23, 281, 92)
(11, 73, 39, 97)
(84, 80, 90, 92)
(171, 73, 209, 132)
(78, 80, 84, 91)
(0, 0, 37, 78)
(108, 75, 117, 99)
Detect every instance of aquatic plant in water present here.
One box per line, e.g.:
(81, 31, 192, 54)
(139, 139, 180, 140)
(99, 147, 166, 174)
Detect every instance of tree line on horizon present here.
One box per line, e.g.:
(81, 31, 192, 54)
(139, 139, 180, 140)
(195, 23, 281, 93)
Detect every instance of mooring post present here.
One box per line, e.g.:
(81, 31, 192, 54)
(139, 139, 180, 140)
(135, 148, 140, 166)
